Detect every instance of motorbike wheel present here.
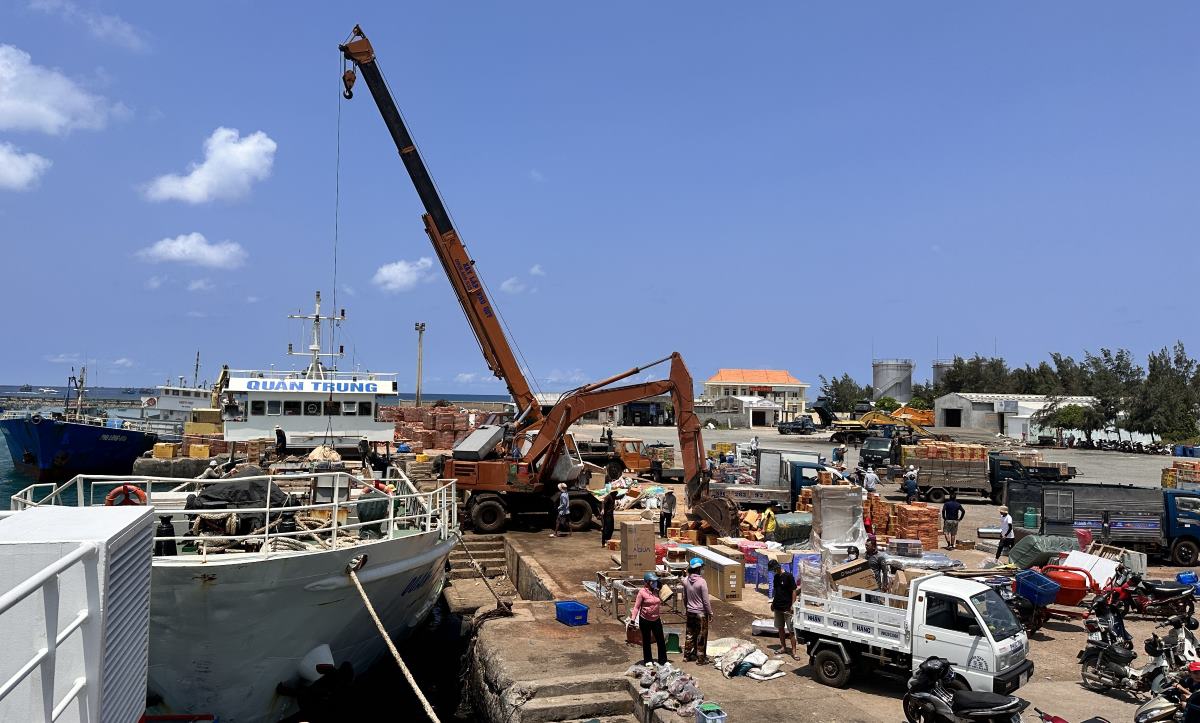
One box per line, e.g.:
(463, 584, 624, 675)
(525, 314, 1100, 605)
(901, 694, 927, 723)
(1027, 608, 1048, 634)
(1150, 671, 1169, 695)
(1079, 653, 1107, 691)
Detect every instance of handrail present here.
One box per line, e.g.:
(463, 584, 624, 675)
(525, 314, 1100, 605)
(0, 542, 95, 616)
(225, 368, 398, 381)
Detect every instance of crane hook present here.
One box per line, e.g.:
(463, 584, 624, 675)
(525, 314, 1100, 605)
(342, 69, 357, 100)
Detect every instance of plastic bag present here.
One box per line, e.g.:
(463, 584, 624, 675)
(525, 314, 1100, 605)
(758, 658, 783, 676)
(639, 672, 654, 688)
(743, 649, 768, 668)
(625, 664, 648, 678)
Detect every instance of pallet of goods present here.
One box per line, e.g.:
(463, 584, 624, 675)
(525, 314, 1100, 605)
(892, 503, 940, 551)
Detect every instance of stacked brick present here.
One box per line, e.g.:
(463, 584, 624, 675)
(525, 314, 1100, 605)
(892, 502, 940, 551)
(382, 405, 482, 452)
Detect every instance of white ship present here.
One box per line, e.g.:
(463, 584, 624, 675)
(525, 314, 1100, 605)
(11, 467, 457, 723)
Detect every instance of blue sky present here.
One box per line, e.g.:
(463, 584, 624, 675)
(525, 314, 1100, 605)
(1, 3, 1197, 396)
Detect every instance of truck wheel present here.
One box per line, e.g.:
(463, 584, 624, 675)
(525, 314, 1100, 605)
(606, 460, 625, 481)
(925, 487, 947, 504)
(469, 498, 507, 534)
(568, 498, 594, 531)
(1174, 540, 1200, 567)
(830, 433, 844, 444)
(811, 649, 851, 688)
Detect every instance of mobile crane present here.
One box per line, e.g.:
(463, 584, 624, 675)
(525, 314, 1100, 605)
(339, 26, 737, 535)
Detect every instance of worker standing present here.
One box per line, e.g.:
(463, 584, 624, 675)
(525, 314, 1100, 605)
(863, 467, 880, 494)
(552, 483, 571, 538)
(682, 558, 712, 664)
(865, 534, 889, 590)
(631, 572, 668, 665)
(600, 490, 618, 548)
(761, 500, 780, 542)
(890, 435, 902, 465)
(996, 506, 1016, 560)
(750, 435, 759, 454)
(768, 559, 798, 658)
(832, 444, 846, 464)
(902, 465, 919, 503)
(660, 489, 677, 539)
(941, 492, 965, 550)
(274, 425, 287, 457)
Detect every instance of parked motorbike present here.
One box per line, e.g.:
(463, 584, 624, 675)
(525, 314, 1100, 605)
(995, 581, 1049, 634)
(902, 656, 1028, 722)
(1032, 710, 1111, 723)
(1078, 606, 1171, 695)
(1110, 571, 1197, 619)
(1133, 685, 1184, 723)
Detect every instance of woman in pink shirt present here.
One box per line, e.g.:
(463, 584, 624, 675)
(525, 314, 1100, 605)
(631, 572, 668, 665)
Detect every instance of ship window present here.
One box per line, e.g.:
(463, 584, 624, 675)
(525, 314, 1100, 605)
(302, 401, 321, 416)
(342, 401, 358, 415)
(359, 401, 374, 418)
(250, 400, 266, 416)
(324, 400, 340, 416)
(285, 401, 303, 416)
(267, 400, 282, 415)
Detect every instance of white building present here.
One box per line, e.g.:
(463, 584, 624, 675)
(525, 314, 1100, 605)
(934, 393, 1096, 440)
(702, 369, 808, 420)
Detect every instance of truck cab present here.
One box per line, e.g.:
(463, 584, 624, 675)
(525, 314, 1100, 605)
(796, 573, 1032, 694)
(1164, 490, 1200, 566)
(859, 436, 894, 469)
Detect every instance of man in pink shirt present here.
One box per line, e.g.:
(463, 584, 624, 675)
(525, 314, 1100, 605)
(631, 572, 667, 665)
(682, 558, 712, 664)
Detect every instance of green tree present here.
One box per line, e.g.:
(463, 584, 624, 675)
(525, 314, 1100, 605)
(908, 396, 932, 411)
(875, 396, 901, 413)
(1032, 402, 1104, 442)
(1129, 343, 1198, 442)
(1083, 348, 1143, 440)
(817, 373, 873, 413)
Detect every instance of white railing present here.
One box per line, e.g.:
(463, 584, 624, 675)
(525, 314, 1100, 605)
(0, 410, 182, 439)
(0, 542, 101, 721)
(226, 368, 398, 382)
(11, 469, 459, 551)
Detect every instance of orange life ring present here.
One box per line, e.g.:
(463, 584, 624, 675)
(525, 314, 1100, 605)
(105, 484, 148, 506)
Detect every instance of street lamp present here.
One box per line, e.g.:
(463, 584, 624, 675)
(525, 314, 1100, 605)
(414, 322, 426, 407)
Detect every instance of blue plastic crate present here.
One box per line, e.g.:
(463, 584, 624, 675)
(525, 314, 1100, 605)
(696, 703, 727, 723)
(1178, 571, 1198, 585)
(554, 600, 589, 626)
(1015, 569, 1060, 607)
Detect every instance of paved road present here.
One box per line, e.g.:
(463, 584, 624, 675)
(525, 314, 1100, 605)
(572, 423, 1171, 488)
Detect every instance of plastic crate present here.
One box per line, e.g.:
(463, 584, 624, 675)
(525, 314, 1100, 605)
(1178, 571, 1198, 585)
(1015, 569, 1060, 607)
(554, 600, 589, 626)
(696, 703, 727, 723)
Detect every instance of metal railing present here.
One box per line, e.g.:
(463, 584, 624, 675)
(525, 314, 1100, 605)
(226, 368, 398, 382)
(11, 468, 459, 552)
(0, 410, 182, 438)
(0, 541, 101, 721)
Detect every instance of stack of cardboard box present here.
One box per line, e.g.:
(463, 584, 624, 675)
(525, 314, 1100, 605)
(620, 521, 656, 572)
(893, 503, 940, 551)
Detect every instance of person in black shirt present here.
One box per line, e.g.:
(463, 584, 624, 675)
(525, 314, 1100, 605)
(769, 559, 798, 659)
(1175, 661, 1200, 722)
(941, 493, 966, 550)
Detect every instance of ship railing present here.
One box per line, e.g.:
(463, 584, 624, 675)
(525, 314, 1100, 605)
(10, 471, 459, 551)
(0, 541, 101, 721)
(0, 410, 182, 438)
(226, 368, 399, 382)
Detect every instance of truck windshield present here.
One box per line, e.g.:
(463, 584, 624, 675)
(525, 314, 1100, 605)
(970, 589, 1023, 641)
(863, 438, 891, 451)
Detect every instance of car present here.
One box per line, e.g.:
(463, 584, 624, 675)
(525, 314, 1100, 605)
(777, 417, 816, 435)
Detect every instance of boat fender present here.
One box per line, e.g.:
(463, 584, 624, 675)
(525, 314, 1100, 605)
(105, 484, 148, 506)
(30, 414, 41, 424)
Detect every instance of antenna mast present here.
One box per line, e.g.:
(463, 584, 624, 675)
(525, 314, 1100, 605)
(287, 291, 345, 379)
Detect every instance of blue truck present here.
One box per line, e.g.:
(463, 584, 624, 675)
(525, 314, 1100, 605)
(1006, 480, 1200, 566)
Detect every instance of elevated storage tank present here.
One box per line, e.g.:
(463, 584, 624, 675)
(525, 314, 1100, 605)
(872, 359, 913, 403)
(932, 360, 954, 386)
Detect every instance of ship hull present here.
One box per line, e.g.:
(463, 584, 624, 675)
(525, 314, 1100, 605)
(145, 531, 455, 723)
(0, 416, 159, 482)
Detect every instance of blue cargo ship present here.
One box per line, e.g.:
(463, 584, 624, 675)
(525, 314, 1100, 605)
(0, 413, 161, 483)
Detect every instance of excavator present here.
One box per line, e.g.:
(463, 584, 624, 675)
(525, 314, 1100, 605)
(339, 26, 737, 536)
(828, 410, 946, 444)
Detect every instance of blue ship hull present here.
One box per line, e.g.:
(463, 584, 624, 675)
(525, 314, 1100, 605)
(0, 416, 160, 483)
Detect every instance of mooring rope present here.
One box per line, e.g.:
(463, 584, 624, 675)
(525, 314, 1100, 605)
(348, 561, 440, 723)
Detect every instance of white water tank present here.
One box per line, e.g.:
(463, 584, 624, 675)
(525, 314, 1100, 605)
(872, 359, 914, 403)
(932, 360, 954, 386)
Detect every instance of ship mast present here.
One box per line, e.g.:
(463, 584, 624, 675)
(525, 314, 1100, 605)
(287, 291, 345, 380)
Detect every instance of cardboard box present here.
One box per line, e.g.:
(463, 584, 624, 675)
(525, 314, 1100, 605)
(682, 529, 702, 544)
(691, 546, 743, 601)
(827, 557, 878, 593)
(620, 521, 656, 572)
(188, 444, 211, 459)
(153, 442, 176, 459)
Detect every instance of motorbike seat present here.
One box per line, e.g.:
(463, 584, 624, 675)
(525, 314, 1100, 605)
(951, 689, 1021, 712)
(1143, 580, 1193, 595)
(1104, 643, 1137, 664)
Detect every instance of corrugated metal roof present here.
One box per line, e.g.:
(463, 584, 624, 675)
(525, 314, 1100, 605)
(705, 369, 807, 386)
(940, 392, 1096, 405)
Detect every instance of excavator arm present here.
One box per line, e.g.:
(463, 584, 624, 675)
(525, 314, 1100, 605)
(340, 26, 541, 423)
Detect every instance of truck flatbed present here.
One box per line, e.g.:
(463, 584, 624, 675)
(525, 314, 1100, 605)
(796, 586, 910, 653)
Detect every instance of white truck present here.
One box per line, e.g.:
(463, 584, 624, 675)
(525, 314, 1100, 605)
(794, 573, 1033, 695)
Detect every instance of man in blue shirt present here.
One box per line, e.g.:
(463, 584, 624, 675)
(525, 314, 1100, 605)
(552, 483, 571, 537)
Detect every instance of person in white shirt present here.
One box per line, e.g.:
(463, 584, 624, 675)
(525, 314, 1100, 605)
(996, 506, 1016, 560)
(863, 467, 880, 494)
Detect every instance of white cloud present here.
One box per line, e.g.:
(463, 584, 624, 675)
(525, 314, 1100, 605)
(0, 142, 50, 190)
(455, 372, 501, 385)
(529, 264, 545, 277)
(340, 284, 356, 297)
(187, 278, 213, 292)
(185, 310, 206, 318)
(500, 276, 526, 294)
(112, 357, 134, 368)
(144, 275, 164, 290)
(245, 295, 259, 304)
(44, 352, 79, 364)
(372, 257, 433, 292)
(143, 127, 277, 203)
(529, 169, 545, 182)
(137, 232, 247, 269)
(544, 368, 588, 385)
(29, 0, 148, 52)
(0, 44, 120, 134)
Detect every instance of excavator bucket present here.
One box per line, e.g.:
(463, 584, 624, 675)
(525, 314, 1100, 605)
(691, 497, 740, 539)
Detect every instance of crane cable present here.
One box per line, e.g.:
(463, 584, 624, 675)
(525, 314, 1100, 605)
(347, 563, 440, 723)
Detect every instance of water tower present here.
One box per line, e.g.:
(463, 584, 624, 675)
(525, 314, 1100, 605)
(932, 359, 954, 386)
(872, 359, 913, 403)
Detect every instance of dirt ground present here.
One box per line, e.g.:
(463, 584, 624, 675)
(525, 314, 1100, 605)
(491, 423, 1187, 720)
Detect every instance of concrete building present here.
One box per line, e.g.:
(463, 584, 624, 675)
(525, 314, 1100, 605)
(697, 395, 782, 429)
(702, 369, 808, 420)
(933, 393, 1096, 439)
(536, 392, 673, 426)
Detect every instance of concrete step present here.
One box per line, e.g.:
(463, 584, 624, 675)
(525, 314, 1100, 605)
(449, 554, 506, 566)
(449, 567, 507, 580)
(560, 717, 638, 723)
(519, 691, 635, 722)
(461, 534, 506, 544)
(459, 542, 505, 553)
(524, 674, 627, 699)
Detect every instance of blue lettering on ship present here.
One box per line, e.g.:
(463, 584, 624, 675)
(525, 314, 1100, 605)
(402, 571, 433, 596)
(243, 380, 380, 393)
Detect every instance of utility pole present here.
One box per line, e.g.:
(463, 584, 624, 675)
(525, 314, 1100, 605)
(414, 322, 426, 407)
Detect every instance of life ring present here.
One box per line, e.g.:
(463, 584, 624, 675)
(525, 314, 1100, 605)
(372, 480, 396, 494)
(144, 397, 157, 408)
(104, 484, 148, 507)
(30, 414, 42, 424)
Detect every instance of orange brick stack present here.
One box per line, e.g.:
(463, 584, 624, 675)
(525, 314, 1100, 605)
(1171, 459, 1200, 484)
(866, 493, 891, 533)
(894, 503, 940, 551)
(381, 406, 486, 450)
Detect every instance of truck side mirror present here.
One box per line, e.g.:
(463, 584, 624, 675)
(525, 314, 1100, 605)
(968, 624, 982, 637)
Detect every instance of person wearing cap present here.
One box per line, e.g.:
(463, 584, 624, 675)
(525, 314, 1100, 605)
(863, 466, 879, 494)
(902, 465, 919, 503)
(682, 558, 712, 664)
(274, 424, 287, 456)
(832, 443, 847, 464)
(768, 559, 798, 658)
(600, 489, 618, 548)
(631, 572, 668, 665)
(1174, 661, 1200, 721)
(761, 500, 780, 542)
(996, 506, 1016, 560)
(659, 489, 677, 539)
(551, 483, 571, 538)
(941, 492, 965, 550)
